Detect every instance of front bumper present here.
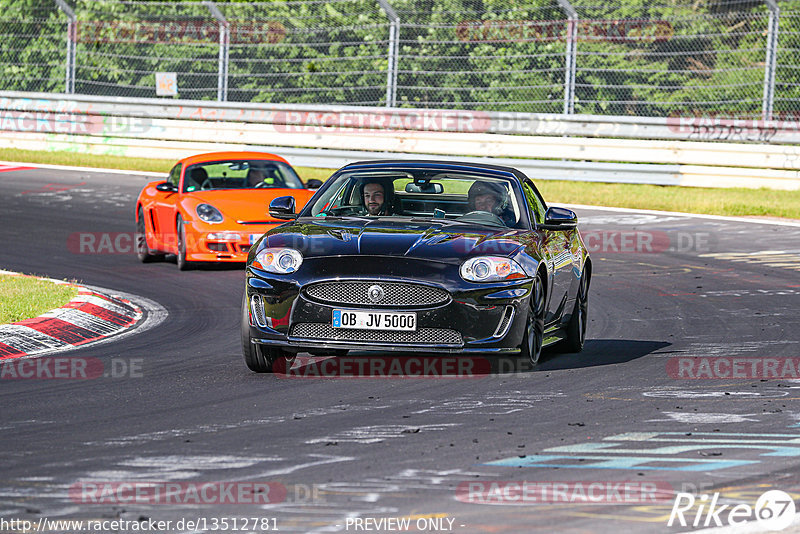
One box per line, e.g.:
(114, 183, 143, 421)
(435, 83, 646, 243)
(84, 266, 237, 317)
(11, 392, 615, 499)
(244, 256, 533, 354)
(186, 223, 280, 262)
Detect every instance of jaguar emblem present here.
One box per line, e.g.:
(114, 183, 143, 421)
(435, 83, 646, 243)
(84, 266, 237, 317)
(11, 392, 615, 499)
(367, 284, 385, 303)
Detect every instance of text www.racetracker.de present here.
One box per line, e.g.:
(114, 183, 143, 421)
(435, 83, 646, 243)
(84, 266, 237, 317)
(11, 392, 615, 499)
(0, 517, 279, 532)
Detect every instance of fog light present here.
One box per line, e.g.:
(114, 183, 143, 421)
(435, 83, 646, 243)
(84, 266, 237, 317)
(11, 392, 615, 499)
(207, 232, 241, 241)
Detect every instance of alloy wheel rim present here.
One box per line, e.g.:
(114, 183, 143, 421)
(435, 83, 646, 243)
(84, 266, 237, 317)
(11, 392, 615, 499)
(528, 277, 544, 365)
(578, 274, 588, 343)
(178, 221, 185, 259)
(136, 214, 146, 254)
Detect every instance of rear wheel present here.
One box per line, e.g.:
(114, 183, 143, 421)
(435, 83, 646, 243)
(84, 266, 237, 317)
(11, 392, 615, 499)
(241, 294, 294, 373)
(176, 215, 193, 271)
(560, 267, 590, 353)
(520, 273, 545, 369)
(135, 207, 163, 263)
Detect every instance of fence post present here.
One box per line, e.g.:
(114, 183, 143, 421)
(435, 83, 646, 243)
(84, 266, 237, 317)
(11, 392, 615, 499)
(204, 1, 229, 102)
(556, 0, 577, 115)
(54, 0, 76, 94)
(763, 0, 779, 121)
(377, 0, 399, 108)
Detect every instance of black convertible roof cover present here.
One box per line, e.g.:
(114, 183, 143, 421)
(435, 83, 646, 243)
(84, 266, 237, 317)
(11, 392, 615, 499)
(339, 160, 526, 182)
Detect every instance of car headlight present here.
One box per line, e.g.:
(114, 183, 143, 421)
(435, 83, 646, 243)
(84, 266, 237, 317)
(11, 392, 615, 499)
(460, 256, 526, 282)
(196, 203, 223, 223)
(253, 248, 303, 274)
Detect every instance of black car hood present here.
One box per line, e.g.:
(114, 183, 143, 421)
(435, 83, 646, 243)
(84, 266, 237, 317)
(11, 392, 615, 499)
(265, 217, 526, 263)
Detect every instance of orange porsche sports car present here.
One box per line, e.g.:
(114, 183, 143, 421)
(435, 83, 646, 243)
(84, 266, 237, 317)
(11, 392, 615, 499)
(135, 151, 320, 270)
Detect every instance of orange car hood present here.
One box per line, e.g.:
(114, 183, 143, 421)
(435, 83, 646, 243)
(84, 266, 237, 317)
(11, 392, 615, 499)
(187, 189, 314, 222)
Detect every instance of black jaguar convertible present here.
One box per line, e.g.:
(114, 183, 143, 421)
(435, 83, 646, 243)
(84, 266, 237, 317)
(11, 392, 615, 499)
(242, 160, 591, 372)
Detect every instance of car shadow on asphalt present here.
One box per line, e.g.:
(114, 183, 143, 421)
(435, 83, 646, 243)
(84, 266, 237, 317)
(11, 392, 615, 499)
(279, 339, 670, 378)
(529, 338, 671, 372)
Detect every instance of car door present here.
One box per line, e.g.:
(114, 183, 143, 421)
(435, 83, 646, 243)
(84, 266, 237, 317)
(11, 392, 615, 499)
(151, 163, 181, 252)
(522, 180, 572, 324)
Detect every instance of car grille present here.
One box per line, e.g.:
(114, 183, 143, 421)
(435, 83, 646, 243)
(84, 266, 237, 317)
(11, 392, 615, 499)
(305, 282, 449, 308)
(290, 323, 463, 346)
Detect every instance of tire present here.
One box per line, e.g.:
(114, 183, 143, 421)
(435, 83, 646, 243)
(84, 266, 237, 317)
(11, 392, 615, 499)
(560, 267, 590, 353)
(520, 272, 545, 369)
(135, 207, 164, 263)
(241, 294, 293, 373)
(176, 215, 193, 271)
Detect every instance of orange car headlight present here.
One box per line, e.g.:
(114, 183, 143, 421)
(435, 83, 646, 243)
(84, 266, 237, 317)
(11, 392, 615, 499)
(196, 203, 223, 223)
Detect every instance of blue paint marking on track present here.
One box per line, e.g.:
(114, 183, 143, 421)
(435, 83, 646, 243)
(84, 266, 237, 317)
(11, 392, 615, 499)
(484, 430, 800, 472)
(484, 455, 755, 471)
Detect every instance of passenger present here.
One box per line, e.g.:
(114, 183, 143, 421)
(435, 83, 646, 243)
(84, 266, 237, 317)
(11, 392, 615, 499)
(467, 181, 514, 225)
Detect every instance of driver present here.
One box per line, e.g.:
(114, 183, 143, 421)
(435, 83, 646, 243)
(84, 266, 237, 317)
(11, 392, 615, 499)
(186, 167, 208, 191)
(359, 179, 394, 215)
(467, 181, 514, 225)
(246, 168, 266, 188)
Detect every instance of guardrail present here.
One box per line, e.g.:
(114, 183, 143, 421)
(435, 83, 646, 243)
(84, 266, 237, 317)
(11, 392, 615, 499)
(2, 91, 799, 190)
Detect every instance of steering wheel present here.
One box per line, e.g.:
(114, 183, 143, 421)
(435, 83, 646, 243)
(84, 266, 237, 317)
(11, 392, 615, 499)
(323, 205, 366, 216)
(200, 179, 214, 190)
(456, 210, 506, 227)
(253, 181, 268, 188)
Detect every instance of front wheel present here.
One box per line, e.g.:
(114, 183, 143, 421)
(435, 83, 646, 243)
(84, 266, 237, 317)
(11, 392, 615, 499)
(520, 273, 545, 369)
(560, 267, 590, 353)
(176, 215, 193, 271)
(241, 294, 294, 373)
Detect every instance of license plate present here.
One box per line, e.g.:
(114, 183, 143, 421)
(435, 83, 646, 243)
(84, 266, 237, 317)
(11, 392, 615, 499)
(249, 234, 262, 244)
(332, 309, 417, 331)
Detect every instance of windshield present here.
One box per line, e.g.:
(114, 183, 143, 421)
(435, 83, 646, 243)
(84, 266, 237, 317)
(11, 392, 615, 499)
(183, 159, 304, 192)
(300, 168, 528, 229)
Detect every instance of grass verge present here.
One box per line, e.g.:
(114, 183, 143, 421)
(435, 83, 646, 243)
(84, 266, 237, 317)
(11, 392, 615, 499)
(2, 147, 799, 219)
(0, 274, 79, 325)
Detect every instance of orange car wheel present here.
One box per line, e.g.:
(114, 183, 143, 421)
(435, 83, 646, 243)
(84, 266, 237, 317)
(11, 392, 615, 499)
(136, 207, 164, 263)
(176, 215, 194, 271)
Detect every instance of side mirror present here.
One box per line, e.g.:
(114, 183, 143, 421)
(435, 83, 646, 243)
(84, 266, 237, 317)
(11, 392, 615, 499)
(543, 206, 578, 229)
(269, 196, 297, 220)
(305, 179, 323, 189)
(155, 181, 177, 193)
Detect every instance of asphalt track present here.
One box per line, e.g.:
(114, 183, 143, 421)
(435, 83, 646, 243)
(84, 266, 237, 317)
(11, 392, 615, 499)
(2, 167, 800, 534)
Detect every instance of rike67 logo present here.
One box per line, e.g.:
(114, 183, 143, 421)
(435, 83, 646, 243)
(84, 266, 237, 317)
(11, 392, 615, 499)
(668, 490, 796, 530)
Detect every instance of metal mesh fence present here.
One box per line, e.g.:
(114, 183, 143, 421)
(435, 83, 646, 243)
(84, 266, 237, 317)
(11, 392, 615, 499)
(572, 0, 771, 118)
(0, 2, 67, 93)
(1, 0, 799, 119)
(776, 2, 800, 119)
(394, 2, 567, 113)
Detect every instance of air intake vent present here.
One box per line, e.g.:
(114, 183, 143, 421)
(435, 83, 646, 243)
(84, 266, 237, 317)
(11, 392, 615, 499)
(290, 323, 462, 346)
(250, 294, 267, 328)
(492, 306, 515, 338)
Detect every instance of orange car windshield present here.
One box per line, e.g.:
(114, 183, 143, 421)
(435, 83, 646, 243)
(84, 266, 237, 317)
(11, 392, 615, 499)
(183, 160, 304, 192)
